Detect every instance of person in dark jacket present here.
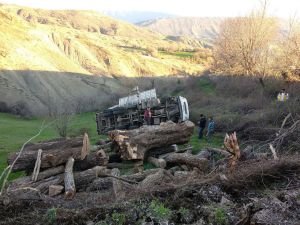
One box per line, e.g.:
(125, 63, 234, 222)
(198, 114, 207, 139)
(144, 107, 152, 125)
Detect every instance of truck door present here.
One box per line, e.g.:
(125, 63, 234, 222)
(178, 96, 189, 121)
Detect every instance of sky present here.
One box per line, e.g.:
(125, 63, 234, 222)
(1, 0, 300, 18)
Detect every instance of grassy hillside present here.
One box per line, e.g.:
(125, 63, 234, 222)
(0, 4, 206, 77)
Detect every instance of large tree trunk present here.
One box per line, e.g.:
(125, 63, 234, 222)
(162, 152, 209, 170)
(109, 121, 194, 160)
(74, 150, 109, 171)
(7, 135, 91, 172)
(74, 166, 111, 191)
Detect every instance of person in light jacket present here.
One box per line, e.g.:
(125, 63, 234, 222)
(206, 117, 215, 142)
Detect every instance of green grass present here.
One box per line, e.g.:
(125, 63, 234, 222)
(159, 51, 195, 58)
(188, 130, 224, 154)
(0, 112, 103, 184)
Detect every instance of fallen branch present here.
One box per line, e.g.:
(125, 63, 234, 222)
(269, 144, 279, 160)
(31, 149, 42, 182)
(1, 120, 50, 196)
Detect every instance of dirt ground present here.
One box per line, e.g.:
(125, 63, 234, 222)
(1, 157, 299, 225)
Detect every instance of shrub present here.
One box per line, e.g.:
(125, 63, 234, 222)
(214, 207, 228, 225)
(45, 207, 57, 225)
(149, 199, 172, 221)
(111, 212, 126, 225)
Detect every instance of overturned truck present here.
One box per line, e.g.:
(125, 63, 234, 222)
(96, 88, 189, 134)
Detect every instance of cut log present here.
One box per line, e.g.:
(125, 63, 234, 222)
(109, 121, 194, 160)
(147, 157, 166, 168)
(8, 166, 65, 191)
(163, 152, 209, 170)
(145, 145, 177, 158)
(64, 157, 76, 199)
(107, 160, 143, 170)
(31, 149, 42, 181)
(8, 135, 91, 172)
(49, 185, 64, 197)
(33, 176, 64, 194)
(81, 133, 90, 160)
(86, 168, 121, 193)
(8, 166, 110, 195)
(175, 145, 193, 153)
(74, 166, 110, 191)
(138, 169, 174, 189)
(74, 150, 109, 171)
(121, 168, 161, 182)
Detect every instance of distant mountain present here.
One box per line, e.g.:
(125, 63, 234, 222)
(137, 17, 224, 44)
(0, 4, 206, 115)
(101, 10, 175, 23)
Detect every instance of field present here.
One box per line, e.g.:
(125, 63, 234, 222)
(0, 112, 102, 181)
(0, 112, 223, 183)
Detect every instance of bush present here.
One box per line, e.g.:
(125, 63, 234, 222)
(45, 207, 57, 225)
(214, 207, 228, 225)
(149, 199, 172, 222)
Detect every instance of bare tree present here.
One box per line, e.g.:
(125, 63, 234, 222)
(277, 17, 300, 81)
(213, 1, 278, 87)
(45, 92, 76, 138)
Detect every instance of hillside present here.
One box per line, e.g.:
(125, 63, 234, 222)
(0, 4, 205, 77)
(0, 4, 209, 116)
(137, 17, 224, 44)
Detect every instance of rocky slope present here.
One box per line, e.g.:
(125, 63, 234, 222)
(138, 17, 224, 44)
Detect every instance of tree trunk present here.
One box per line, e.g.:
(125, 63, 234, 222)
(7, 166, 65, 191)
(64, 157, 76, 199)
(121, 168, 161, 182)
(107, 160, 143, 170)
(8, 135, 91, 172)
(74, 166, 110, 191)
(74, 150, 109, 171)
(145, 145, 177, 158)
(163, 152, 209, 170)
(109, 121, 194, 160)
(49, 185, 64, 197)
(138, 169, 174, 190)
(147, 157, 166, 168)
(8, 166, 110, 195)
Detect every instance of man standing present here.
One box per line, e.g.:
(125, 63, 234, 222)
(206, 117, 215, 142)
(144, 107, 152, 125)
(198, 114, 207, 139)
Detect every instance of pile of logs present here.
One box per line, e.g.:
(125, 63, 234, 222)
(7, 121, 211, 200)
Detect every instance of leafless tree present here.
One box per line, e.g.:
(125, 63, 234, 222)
(45, 92, 76, 138)
(277, 17, 300, 81)
(212, 0, 279, 87)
